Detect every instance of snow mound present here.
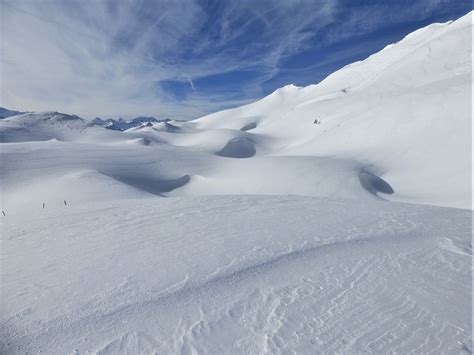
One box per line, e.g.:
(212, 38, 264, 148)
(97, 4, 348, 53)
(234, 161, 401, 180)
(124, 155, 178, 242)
(0, 112, 86, 142)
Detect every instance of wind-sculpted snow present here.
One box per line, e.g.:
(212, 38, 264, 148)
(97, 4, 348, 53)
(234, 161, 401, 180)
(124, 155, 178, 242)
(1, 8, 470, 206)
(194, 13, 471, 209)
(1, 197, 471, 353)
(0, 12, 472, 354)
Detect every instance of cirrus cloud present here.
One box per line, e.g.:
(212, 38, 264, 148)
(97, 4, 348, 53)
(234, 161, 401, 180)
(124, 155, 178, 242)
(0, 0, 469, 119)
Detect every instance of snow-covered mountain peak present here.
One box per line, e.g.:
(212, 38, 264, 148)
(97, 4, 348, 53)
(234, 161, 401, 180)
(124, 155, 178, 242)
(0, 107, 25, 119)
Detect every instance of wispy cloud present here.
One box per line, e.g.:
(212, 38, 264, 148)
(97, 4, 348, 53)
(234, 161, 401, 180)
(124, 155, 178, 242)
(0, 0, 468, 119)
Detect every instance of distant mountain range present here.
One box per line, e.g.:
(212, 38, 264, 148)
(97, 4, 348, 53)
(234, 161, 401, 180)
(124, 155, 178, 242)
(0, 107, 170, 131)
(90, 116, 170, 131)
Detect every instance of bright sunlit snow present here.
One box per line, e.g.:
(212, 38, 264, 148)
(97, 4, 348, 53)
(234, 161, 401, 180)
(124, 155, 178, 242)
(0, 11, 472, 355)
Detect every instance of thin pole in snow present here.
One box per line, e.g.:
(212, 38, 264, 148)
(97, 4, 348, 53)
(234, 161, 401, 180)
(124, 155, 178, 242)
(42, 203, 45, 209)
(2, 211, 5, 216)
(64, 200, 67, 206)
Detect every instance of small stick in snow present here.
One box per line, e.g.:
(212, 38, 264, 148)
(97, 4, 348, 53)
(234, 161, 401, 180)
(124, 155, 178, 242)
(2, 211, 5, 216)
(64, 200, 67, 206)
(43, 203, 45, 209)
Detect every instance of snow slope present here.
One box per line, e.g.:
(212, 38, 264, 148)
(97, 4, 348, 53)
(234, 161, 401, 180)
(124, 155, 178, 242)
(2, 197, 471, 354)
(0, 107, 25, 119)
(0, 12, 472, 354)
(194, 13, 472, 209)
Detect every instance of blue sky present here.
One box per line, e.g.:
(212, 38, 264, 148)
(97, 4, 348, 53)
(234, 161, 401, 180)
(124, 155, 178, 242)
(0, 0, 470, 119)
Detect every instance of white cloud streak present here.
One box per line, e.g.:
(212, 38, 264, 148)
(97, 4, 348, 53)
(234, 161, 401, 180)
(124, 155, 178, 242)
(0, 0, 463, 119)
(0, 0, 340, 119)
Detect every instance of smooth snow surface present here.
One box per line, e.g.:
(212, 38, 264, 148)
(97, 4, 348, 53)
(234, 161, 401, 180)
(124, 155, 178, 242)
(1, 13, 472, 354)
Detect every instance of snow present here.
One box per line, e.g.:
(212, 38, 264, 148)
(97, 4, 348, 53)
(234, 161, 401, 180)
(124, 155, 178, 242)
(1, 197, 472, 353)
(0, 107, 25, 119)
(194, 13, 471, 209)
(0, 12, 472, 354)
(91, 116, 167, 131)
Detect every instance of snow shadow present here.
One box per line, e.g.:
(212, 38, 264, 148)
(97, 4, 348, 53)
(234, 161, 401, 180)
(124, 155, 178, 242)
(112, 174, 191, 195)
(240, 122, 257, 131)
(359, 171, 394, 195)
(127, 138, 152, 146)
(164, 122, 180, 132)
(217, 137, 256, 158)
